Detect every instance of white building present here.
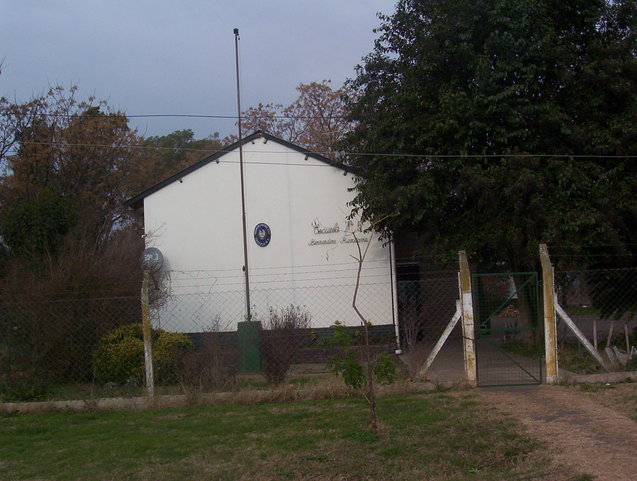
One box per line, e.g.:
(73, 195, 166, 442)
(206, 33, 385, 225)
(126, 132, 398, 339)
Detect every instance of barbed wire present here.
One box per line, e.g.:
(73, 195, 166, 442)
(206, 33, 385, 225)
(548, 243, 637, 248)
(554, 266, 636, 273)
(0, 278, 403, 304)
(0, 248, 629, 292)
(550, 253, 637, 257)
(0, 294, 140, 305)
(1, 263, 633, 302)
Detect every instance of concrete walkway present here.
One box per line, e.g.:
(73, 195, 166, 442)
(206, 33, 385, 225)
(414, 337, 542, 385)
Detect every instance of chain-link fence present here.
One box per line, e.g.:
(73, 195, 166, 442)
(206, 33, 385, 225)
(555, 267, 637, 374)
(395, 274, 460, 378)
(470, 273, 543, 386)
(0, 270, 468, 403)
(3, 264, 632, 403)
(0, 295, 141, 401)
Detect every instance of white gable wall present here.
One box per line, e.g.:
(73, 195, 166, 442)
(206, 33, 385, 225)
(143, 136, 396, 333)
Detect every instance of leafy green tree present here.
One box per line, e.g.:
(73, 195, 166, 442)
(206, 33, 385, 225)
(342, 0, 637, 269)
(129, 129, 221, 195)
(341, 0, 637, 339)
(0, 188, 76, 261)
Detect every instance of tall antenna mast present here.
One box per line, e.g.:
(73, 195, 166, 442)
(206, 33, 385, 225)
(234, 27, 251, 321)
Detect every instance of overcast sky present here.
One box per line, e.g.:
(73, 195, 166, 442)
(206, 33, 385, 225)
(1, 0, 394, 140)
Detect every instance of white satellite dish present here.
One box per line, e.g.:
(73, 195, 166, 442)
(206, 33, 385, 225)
(141, 247, 163, 271)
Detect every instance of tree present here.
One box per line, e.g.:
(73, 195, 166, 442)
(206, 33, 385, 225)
(341, 0, 637, 342)
(350, 228, 379, 432)
(0, 86, 147, 389)
(126, 129, 221, 196)
(230, 80, 353, 157)
(342, 0, 637, 268)
(0, 86, 143, 262)
(0, 84, 151, 288)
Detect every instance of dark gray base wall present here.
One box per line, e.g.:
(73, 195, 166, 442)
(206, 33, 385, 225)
(187, 324, 397, 364)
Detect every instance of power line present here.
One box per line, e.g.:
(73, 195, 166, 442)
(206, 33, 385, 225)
(550, 253, 636, 257)
(548, 243, 637, 248)
(8, 139, 637, 160)
(28, 112, 349, 121)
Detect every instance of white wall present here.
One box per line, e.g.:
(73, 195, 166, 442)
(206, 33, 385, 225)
(143, 135, 395, 332)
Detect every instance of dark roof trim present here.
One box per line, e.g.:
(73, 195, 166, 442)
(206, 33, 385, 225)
(124, 131, 356, 210)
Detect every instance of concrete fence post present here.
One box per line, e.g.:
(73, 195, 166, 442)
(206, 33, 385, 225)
(539, 244, 559, 384)
(459, 251, 477, 386)
(141, 270, 155, 398)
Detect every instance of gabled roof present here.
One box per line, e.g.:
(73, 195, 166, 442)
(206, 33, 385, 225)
(124, 131, 354, 210)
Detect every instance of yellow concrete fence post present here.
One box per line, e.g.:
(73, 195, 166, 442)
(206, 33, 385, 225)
(539, 244, 559, 384)
(459, 251, 477, 386)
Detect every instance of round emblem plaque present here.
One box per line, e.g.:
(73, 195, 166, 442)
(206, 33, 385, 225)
(254, 223, 271, 247)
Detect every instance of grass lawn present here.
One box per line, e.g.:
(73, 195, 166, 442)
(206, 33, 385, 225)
(0, 392, 570, 481)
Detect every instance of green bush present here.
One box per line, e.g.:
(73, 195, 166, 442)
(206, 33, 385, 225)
(373, 353, 398, 384)
(327, 322, 365, 389)
(0, 368, 51, 402)
(93, 324, 194, 385)
(154, 331, 197, 383)
(330, 350, 366, 389)
(0, 329, 53, 401)
(326, 322, 399, 389)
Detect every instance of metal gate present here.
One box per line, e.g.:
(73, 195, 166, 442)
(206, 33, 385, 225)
(472, 272, 543, 386)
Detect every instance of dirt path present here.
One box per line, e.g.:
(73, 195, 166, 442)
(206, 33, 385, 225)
(476, 385, 637, 481)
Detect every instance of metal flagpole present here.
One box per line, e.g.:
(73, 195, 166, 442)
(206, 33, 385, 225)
(234, 27, 252, 321)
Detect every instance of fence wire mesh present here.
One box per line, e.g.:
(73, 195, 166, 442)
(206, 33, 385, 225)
(2, 264, 633, 403)
(472, 273, 543, 386)
(0, 295, 141, 401)
(395, 274, 460, 378)
(555, 268, 637, 373)
(0, 270, 466, 403)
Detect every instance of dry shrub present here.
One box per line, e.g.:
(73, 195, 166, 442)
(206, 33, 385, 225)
(193, 377, 422, 407)
(178, 332, 238, 393)
(259, 305, 311, 385)
(0, 226, 146, 400)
